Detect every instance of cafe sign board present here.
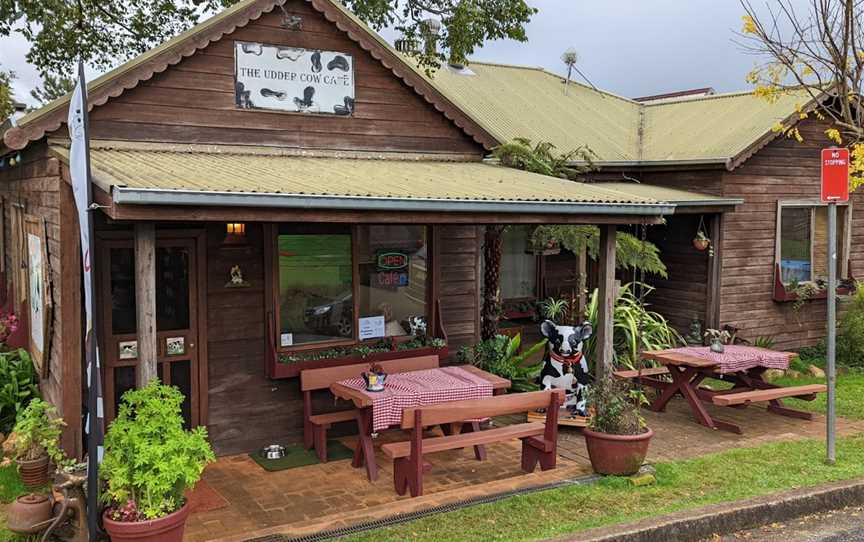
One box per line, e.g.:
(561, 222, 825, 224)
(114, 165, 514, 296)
(234, 41, 355, 116)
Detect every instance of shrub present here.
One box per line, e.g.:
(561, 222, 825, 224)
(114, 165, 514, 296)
(458, 334, 546, 392)
(584, 283, 685, 369)
(0, 349, 39, 434)
(101, 381, 215, 521)
(587, 375, 648, 436)
(838, 286, 864, 368)
(2, 398, 67, 466)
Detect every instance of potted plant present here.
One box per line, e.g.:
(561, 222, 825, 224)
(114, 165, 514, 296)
(1, 398, 68, 488)
(704, 328, 732, 353)
(692, 230, 711, 252)
(101, 381, 215, 542)
(582, 375, 653, 476)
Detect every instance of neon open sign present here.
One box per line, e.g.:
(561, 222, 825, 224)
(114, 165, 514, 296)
(377, 251, 409, 270)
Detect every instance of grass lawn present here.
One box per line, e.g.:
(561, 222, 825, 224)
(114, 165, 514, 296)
(771, 370, 864, 420)
(0, 464, 31, 541)
(338, 434, 864, 542)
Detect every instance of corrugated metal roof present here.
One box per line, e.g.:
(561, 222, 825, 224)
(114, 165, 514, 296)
(49, 144, 671, 207)
(427, 63, 642, 161)
(429, 62, 814, 165)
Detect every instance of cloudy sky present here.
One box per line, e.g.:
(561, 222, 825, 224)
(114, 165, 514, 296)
(2, 0, 801, 105)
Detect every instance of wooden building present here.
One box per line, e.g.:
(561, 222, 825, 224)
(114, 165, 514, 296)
(0, 0, 854, 459)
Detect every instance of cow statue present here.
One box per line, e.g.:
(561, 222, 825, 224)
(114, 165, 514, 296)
(539, 319, 593, 417)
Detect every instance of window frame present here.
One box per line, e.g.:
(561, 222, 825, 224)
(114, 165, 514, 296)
(775, 199, 853, 285)
(269, 223, 435, 355)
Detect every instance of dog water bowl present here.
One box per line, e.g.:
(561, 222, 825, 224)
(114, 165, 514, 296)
(261, 445, 286, 460)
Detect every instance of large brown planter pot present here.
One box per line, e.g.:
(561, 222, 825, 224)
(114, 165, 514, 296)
(583, 427, 654, 476)
(17, 455, 51, 489)
(103, 501, 191, 542)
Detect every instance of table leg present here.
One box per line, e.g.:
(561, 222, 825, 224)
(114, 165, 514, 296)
(657, 366, 742, 434)
(351, 407, 378, 482)
(649, 365, 694, 412)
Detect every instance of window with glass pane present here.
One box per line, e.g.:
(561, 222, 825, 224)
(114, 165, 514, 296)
(357, 225, 429, 337)
(109, 248, 137, 334)
(780, 207, 812, 283)
(501, 226, 537, 299)
(278, 225, 353, 345)
(779, 205, 849, 284)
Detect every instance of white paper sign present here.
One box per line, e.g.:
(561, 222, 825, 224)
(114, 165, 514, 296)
(235, 41, 355, 116)
(281, 333, 293, 347)
(358, 316, 386, 341)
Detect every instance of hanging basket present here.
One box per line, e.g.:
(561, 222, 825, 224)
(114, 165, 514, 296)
(692, 238, 710, 252)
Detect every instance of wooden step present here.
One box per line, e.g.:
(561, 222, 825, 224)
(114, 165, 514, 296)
(309, 409, 359, 426)
(712, 384, 827, 406)
(381, 422, 545, 459)
(613, 366, 670, 379)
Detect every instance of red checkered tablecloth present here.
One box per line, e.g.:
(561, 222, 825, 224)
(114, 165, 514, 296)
(672, 346, 792, 374)
(338, 366, 494, 432)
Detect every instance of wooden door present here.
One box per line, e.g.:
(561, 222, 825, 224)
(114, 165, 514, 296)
(98, 234, 203, 427)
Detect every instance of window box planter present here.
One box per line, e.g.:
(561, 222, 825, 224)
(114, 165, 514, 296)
(268, 343, 449, 379)
(772, 263, 856, 303)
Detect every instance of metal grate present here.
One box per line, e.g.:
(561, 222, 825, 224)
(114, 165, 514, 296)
(243, 473, 604, 542)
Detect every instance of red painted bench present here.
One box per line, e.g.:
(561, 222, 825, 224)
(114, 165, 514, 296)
(381, 389, 563, 497)
(300, 355, 440, 462)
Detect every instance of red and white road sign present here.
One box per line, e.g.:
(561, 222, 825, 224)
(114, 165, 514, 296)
(821, 148, 850, 203)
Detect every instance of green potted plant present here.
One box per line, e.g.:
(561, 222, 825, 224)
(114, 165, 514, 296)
(582, 375, 653, 476)
(101, 381, 215, 542)
(1, 398, 68, 488)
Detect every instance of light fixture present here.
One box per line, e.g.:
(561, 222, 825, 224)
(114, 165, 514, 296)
(224, 223, 247, 245)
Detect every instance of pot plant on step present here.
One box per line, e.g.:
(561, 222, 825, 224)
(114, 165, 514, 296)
(101, 380, 215, 542)
(1, 398, 69, 489)
(582, 375, 653, 476)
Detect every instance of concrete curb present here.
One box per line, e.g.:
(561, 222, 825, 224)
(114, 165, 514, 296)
(552, 477, 864, 542)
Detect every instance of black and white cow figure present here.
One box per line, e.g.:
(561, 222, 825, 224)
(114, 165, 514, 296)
(539, 319, 593, 416)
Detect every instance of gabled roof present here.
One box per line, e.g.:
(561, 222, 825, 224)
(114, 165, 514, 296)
(2, 0, 498, 151)
(427, 62, 816, 169)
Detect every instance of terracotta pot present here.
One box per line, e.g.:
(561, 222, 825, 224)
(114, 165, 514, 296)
(103, 501, 191, 542)
(692, 238, 710, 252)
(583, 427, 654, 476)
(17, 455, 51, 489)
(7, 493, 54, 535)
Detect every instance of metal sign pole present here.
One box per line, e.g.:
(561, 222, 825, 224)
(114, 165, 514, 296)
(826, 201, 837, 465)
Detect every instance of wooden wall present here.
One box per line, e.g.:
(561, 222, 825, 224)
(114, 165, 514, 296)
(644, 215, 710, 333)
(0, 144, 82, 457)
(436, 226, 481, 353)
(84, 0, 482, 156)
(719, 120, 864, 350)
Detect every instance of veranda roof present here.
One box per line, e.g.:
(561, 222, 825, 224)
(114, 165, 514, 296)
(48, 143, 727, 217)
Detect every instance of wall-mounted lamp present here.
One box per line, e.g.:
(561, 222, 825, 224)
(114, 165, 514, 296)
(224, 222, 247, 245)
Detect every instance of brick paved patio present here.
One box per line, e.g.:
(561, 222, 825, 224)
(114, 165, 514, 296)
(184, 396, 864, 542)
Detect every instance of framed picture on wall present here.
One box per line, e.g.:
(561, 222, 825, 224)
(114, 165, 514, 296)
(24, 215, 53, 378)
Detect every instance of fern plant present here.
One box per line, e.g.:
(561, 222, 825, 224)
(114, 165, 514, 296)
(101, 381, 215, 520)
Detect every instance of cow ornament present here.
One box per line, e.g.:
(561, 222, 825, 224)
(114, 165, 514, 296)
(539, 319, 593, 417)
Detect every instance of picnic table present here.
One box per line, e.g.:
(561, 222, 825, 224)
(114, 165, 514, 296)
(330, 365, 511, 481)
(631, 346, 827, 434)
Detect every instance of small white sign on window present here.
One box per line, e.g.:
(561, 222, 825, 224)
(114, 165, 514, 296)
(281, 333, 293, 347)
(358, 316, 385, 341)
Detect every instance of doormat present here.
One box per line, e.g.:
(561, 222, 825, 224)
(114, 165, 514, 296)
(249, 441, 354, 472)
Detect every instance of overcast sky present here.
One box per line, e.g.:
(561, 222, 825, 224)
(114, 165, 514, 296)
(1, 0, 803, 105)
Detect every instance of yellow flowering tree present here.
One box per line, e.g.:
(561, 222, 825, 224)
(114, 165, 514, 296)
(740, 1, 864, 192)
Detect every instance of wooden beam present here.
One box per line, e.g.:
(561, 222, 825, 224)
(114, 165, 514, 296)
(595, 224, 616, 380)
(134, 223, 158, 386)
(705, 213, 723, 330)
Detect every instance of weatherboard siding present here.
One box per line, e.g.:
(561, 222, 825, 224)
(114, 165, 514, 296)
(719, 120, 864, 350)
(80, 1, 482, 156)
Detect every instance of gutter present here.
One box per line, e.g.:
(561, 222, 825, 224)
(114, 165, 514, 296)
(112, 187, 676, 216)
(569, 157, 732, 169)
(671, 197, 744, 207)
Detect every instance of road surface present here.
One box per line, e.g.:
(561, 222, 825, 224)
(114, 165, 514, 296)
(703, 505, 864, 541)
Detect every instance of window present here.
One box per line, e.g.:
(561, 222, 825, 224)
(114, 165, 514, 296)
(500, 226, 537, 299)
(777, 203, 850, 284)
(275, 224, 431, 350)
(277, 225, 354, 346)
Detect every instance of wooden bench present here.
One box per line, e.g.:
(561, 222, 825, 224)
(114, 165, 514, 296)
(613, 366, 670, 379)
(381, 389, 564, 497)
(712, 384, 827, 407)
(300, 355, 440, 462)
